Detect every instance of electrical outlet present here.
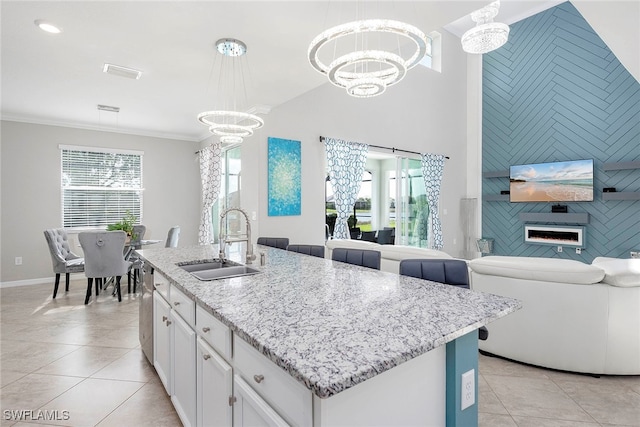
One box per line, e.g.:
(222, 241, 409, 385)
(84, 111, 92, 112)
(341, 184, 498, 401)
(576, 248, 582, 254)
(15, 257, 22, 266)
(461, 369, 475, 410)
(557, 246, 563, 253)
(251, 211, 257, 221)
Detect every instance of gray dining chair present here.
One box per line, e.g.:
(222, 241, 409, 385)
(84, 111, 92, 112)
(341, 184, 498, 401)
(399, 259, 488, 340)
(376, 229, 394, 245)
(360, 231, 377, 242)
(287, 244, 325, 258)
(44, 228, 85, 298)
(331, 248, 381, 270)
(127, 224, 146, 293)
(79, 231, 131, 304)
(165, 226, 180, 248)
(257, 237, 289, 249)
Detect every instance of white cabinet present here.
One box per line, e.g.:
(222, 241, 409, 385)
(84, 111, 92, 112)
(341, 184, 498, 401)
(196, 305, 232, 362)
(233, 375, 289, 427)
(197, 337, 233, 427)
(234, 336, 312, 426)
(172, 309, 196, 427)
(153, 291, 172, 395)
(153, 275, 197, 427)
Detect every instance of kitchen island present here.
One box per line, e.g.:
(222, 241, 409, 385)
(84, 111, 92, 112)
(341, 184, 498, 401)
(138, 244, 520, 426)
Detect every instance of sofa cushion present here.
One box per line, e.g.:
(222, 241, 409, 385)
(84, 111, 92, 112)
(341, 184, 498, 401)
(325, 239, 380, 251)
(379, 245, 453, 261)
(592, 257, 640, 288)
(468, 256, 605, 285)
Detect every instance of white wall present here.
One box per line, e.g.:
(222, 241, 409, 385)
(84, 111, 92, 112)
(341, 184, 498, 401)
(241, 30, 469, 255)
(0, 121, 201, 284)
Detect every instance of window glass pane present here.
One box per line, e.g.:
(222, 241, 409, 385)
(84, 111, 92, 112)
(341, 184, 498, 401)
(214, 145, 244, 243)
(404, 159, 428, 247)
(61, 148, 143, 228)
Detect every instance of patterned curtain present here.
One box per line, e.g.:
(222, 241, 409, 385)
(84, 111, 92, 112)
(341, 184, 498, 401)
(325, 137, 368, 239)
(198, 142, 222, 245)
(421, 154, 446, 250)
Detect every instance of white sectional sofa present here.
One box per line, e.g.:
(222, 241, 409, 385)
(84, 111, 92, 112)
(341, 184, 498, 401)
(469, 256, 640, 375)
(325, 239, 453, 274)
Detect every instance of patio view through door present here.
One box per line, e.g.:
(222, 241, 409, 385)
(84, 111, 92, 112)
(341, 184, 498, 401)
(325, 152, 429, 247)
(211, 145, 241, 243)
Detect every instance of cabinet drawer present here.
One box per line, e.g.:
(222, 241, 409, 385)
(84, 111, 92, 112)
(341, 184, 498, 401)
(234, 335, 312, 426)
(195, 305, 232, 362)
(154, 271, 170, 301)
(170, 285, 195, 327)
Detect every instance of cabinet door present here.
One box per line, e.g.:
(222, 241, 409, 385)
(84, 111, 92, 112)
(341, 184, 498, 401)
(153, 291, 172, 395)
(233, 375, 288, 427)
(172, 310, 197, 427)
(197, 337, 232, 427)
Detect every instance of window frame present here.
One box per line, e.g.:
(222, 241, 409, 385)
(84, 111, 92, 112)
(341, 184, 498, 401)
(60, 144, 144, 230)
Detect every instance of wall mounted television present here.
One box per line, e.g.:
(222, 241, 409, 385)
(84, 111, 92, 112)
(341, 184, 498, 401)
(509, 159, 594, 202)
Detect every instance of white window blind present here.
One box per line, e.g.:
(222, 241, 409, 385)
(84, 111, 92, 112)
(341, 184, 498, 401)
(61, 146, 143, 228)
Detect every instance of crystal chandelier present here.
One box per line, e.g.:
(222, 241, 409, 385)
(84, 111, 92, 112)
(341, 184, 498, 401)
(198, 39, 264, 144)
(461, 1, 510, 54)
(308, 19, 429, 98)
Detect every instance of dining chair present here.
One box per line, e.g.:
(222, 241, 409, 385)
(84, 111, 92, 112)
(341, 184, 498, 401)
(399, 259, 488, 340)
(165, 226, 180, 248)
(376, 229, 394, 245)
(256, 237, 289, 249)
(360, 231, 377, 242)
(79, 231, 131, 304)
(331, 248, 381, 270)
(127, 224, 146, 293)
(44, 228, 85, 298)
(287, 244, 325, 258)
(349, 228, 361, 240)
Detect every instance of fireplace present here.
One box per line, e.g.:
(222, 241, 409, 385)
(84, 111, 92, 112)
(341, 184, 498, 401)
(524, 224, 585, 248)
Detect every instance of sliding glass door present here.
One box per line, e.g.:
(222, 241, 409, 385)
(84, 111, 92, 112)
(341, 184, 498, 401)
(395, 157, 429, 247)
(211, 145, 241, 243)
(324, 150, 429, 248)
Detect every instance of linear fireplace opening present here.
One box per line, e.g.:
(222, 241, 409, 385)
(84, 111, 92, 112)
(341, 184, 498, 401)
(524, 224, 585, 248)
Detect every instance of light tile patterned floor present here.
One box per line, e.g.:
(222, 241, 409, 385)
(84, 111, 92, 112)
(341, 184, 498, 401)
(2, 280, 639, 426)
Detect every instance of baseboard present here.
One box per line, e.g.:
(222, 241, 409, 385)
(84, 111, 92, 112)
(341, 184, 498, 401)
(0, 273, 85, 289)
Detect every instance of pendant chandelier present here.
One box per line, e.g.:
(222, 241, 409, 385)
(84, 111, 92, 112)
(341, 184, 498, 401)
(461, 1, 510, 54)
(308, 18, 429, 98)
(198, 38, 264, 144)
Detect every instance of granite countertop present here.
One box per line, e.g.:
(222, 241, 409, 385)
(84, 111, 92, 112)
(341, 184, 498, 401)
(137, 244, 520, 399)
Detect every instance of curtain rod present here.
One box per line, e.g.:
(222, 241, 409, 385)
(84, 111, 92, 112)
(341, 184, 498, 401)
(318, 136, 449, 159)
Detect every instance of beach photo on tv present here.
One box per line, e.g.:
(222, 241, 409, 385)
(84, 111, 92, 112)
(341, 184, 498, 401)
(509, 159, 594, 202)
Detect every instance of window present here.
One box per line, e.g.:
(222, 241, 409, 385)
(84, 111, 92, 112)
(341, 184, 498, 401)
(325, 170, 372, 236)
(325, 151, 429, 247)
(60, 145, 143, 228)
(211, 145, 242, 242)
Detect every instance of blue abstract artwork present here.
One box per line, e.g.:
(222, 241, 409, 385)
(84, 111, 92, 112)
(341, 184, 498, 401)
(268, 137, 301, 216)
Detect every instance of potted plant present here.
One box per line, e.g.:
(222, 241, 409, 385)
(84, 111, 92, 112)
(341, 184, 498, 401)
(107, 210, 138, 241)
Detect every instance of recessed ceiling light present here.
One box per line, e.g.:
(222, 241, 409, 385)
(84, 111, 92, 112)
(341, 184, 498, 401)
(34, 19, 62, 34)
(102, 63, 143, 80)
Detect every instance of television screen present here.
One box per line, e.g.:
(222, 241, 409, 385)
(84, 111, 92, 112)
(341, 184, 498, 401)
(510, 159, 594, 202)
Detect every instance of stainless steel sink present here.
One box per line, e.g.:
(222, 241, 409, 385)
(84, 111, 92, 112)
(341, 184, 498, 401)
(178, 260, 261, 281)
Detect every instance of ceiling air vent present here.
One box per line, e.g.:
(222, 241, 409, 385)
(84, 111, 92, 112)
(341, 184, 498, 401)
(102, 63, 142, 80)
(97, 104, 120, 113)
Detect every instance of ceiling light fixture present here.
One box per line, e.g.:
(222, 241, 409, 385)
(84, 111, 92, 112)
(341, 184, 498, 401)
(461, 1, 510, 54)
(34, 19, 62, 34)
(197, 38, 264, 144)
(103, 63, 143, 80)
(308, 19, 429, 98)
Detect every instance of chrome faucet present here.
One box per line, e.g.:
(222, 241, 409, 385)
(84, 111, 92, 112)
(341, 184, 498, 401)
(218, 207, 256, 264)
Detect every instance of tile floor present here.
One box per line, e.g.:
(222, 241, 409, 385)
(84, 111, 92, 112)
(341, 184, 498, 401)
(2, 280, 639, 427)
